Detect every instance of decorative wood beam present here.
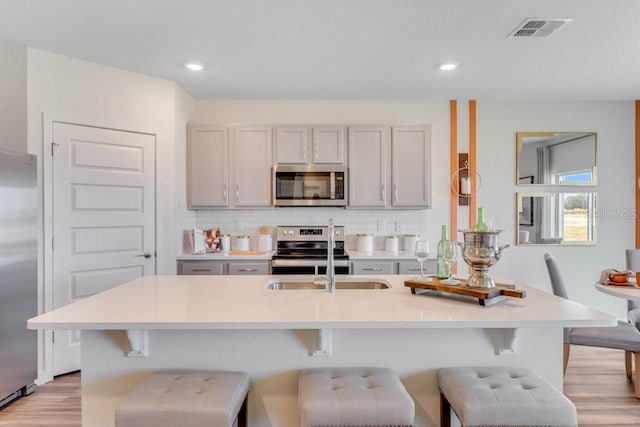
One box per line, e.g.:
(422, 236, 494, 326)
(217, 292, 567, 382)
(450, 100, 458, 240)
(636, 101, 640, 248)
(469, 100, 477, 228)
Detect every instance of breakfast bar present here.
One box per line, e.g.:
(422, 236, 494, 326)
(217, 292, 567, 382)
(28, 275, 615, 427)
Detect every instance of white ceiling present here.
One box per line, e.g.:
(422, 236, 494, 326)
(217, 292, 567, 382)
(1, 0, 638, 101)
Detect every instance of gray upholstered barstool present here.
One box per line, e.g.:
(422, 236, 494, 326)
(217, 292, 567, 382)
(438, 367, 577, 427)
(299, 367, 415, 427)
(115, 371, 249, 427)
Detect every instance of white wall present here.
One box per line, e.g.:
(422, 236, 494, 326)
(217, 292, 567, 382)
(27, 48, 183, 282)
(478, 101, 635, 319)
(174, 85, 197, 251)
(0, 43, 27, 152)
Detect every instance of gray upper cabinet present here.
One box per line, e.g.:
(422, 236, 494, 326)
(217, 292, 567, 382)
(348, 126, 389, 207)
(232, 126, 273, 207)
(274, 127, 308, 164)
(348, 125, 431, 209)
(188, 123, 430, 210)
(187, 124, 273, 209)
(274, 126, 346, 165)
(391, 125, 431, 208)
(187, 125, 229, 208)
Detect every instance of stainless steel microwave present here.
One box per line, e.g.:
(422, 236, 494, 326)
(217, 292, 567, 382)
(273, 165, 347, 207)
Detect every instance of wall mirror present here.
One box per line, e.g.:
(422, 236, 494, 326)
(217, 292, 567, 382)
(516, 132, 597, 185)
(517, 192, 597, 245)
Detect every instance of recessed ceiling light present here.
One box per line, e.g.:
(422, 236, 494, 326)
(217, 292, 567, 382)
(439, 63, 458, 71)
(185, 63, 204, 71)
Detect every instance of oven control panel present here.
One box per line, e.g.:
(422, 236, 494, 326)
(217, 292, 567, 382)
(277, 226, 344, 241)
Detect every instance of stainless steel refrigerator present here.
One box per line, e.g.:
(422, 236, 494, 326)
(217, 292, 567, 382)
(0, 149, 37, 407)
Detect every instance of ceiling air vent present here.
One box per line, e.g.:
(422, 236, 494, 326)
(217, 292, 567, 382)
(508, 18, 573, 38)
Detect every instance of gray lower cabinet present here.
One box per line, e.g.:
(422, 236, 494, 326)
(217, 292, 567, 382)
(178, 261, 225, 275)
(398, 259, 436, 275)
(351, 261, 395, 275)
(177, 260, 270, 275)
(227, 262, 270, 275)
(351, 259, 436, 275)
(178, 259, 432, 276)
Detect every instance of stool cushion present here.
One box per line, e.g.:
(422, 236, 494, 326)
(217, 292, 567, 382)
(438, 367, 577, 427)
(299, 367, 414, 427)
(116, 371, 249, 427)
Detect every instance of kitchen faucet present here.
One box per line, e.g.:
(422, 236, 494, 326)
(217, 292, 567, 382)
(326, 218, 336, 293)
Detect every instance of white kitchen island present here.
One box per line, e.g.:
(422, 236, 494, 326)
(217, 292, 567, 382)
(28, 275, 615, 427)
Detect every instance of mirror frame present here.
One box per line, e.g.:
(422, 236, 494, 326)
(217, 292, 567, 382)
(516, 192, 597, 246)
(516, 131, 598, 186)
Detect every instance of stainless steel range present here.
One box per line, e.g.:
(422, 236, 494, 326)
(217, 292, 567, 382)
(271, 225, 350, 275)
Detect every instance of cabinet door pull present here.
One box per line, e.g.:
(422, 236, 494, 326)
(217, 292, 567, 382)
(393, 184, 398, 202)
(314, 140, 319, 162)
(302, 140, 307, 162)
(380, 184, 385, 201)
(235, 184, 240, 203)
(362, 267, 382, 271)
(238, 268, 258, 272)
(192, 269, 212, 272)
(223, 184, 228, 204)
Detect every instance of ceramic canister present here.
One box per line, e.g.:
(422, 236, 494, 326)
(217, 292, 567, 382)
(220, 234, 231, 252)
(235, 235, 250, 251)
(356, 233, 373, 252)
(385, 235, 399, 253)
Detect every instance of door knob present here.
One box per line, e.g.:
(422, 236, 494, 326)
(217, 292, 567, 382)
(136, 252, 152, 259)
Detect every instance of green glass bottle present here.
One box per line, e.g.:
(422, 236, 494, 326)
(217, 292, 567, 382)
(473, 207, 489, 232)
(436, 225, 449, 279)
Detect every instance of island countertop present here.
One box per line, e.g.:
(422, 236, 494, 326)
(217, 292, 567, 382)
(28, 275, 615, 330)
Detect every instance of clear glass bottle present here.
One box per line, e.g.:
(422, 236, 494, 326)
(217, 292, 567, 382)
(436, 225, 450, 279)
(473, 207, 489, 232)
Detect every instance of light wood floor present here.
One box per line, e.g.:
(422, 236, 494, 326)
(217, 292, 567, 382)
(0, 370, 80, 426)
(564, 346, 640, 426)
(0, 345, 639, 426)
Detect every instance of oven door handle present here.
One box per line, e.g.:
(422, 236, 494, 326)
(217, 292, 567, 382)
(272, 259, 349, 267)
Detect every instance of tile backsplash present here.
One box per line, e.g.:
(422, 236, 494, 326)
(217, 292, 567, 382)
(177, 204, 428, 252)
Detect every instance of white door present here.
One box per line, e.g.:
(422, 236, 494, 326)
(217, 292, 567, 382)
(51, 122, 156, 375)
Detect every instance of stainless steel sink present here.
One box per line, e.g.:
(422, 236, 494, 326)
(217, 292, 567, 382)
(267, 278, 390, 290)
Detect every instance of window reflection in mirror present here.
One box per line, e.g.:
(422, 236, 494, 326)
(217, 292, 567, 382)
(517, 192, 596, 245)
(516, 132, 597, 185)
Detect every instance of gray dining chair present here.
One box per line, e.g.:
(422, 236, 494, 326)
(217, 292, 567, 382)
(625, 249, 640, 330)
(544, 253, 640, 398)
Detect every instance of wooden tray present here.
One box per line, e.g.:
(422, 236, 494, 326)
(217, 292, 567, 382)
(405, 278, 526, 306)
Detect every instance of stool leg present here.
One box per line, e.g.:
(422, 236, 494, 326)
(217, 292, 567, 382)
(440, 392, 451, 427)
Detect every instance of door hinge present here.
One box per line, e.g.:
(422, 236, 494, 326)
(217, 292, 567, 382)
(50, 142, 59, 155)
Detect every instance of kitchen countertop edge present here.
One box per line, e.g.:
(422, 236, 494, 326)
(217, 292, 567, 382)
(28, 274, 616, 331)
(177, 251, 275, 260)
